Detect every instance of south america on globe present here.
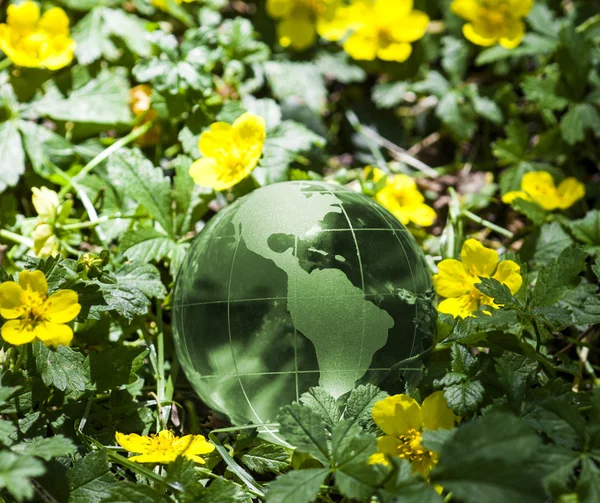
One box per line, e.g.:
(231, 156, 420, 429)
(173, 181, 435, 442)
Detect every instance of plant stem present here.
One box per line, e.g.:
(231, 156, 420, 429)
(346, 111, 439, 177)
(462, 210, 514, 239)
(57, 214, 142, 231)
(156, 299, 166, 429)
(58, 121, 154, 199)
(0, 58, 13, 72)
(0, 229, 34, 249)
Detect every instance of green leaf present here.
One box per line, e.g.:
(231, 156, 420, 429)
(441, 37, 469, 83)
(528, 221, 574, 264)
(0, 119, 25, 193)
(266, 468, 329, 503)
(343, 384, 388, 432)
(443, 380, 484, 415)
(113, 263, 167, 300)
(198, 478, 250, 503)
(73, 7, 151, 65)
(277, 403, 330, 464)
(0, 452, 45, 502)
(432, 412, 546, 503)
(492, 120, 529, 167)
(33, 343, 90, 393)
(560, 103, 600, 145)
(511, 197, 547, 225)
(99, 480, 164, 503)
(577, 456, 600, 503)
(90, 346, 147, 391)
(475, 33, 557, 65)
(450, 343, 479, 376)
(330, 420, 376, 468)
(557, 27, 592, 100)
(33, 69, 132, 125)
(120, 229, 180, 265)
(11, 436, 76, 461)
(68, 451, 116, 503)
(475, 277, 520, 308)
(571, 210, 600, 246)
(372, 81, 409, 109)
(377, 459, 443, 503)
(240, 444, 290, 475)
(436, 90, 477, 139)
(532, 247, 587, 306)
(521, 65, 569, 111)
(108, 149, 174, 236)
(165, 456, 203, 499)
(315, 52, 366, 84)
(264, 62, 327, 112)
(299, 387, 341, 429)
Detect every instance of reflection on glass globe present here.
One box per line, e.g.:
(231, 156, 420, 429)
(173, 181, 434, 442)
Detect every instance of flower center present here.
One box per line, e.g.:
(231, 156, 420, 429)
(396, 429, 433, 464)
(24, 292, 48, 323)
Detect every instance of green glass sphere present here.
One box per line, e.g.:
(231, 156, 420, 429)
(173, 181, 434, 441)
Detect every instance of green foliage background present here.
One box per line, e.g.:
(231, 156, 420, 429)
(1, 0, 600, 502)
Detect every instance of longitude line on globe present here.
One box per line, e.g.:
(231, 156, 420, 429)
(328, 191, 368, 384)
(293, 234, 300, 402)
(372, 203, 420, 365)
(226, 210, 284, 442)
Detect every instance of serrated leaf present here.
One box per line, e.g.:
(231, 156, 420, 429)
(372, 81, 409, 109)
(99, 480, 164, 503)
(277, 403, 329, 464)
(432, 412, 546, 503)
(511, 197, 547, 225)
(532, 247, 587, 306)
(240, 444, 290, 475)
(266, 468, 329, 503)
(316, 52, 366, 84)
(299, 387, 341, 429)
(450, 344, 479, 376)
(11, 436, 76, 461)
(343, 384, 388, 432)
(0, 119, 25, 193)
(330, 420, 376, 468)
(68, 450, 116, 503)
(560, 103, 600, 145)
(108, 149, 173, 236)
(264, 62, 326, 112)
(33, 343, 90, 393)
(443, 380, 484, 415)
(577, 457, 600, 503)
(529, 221, 573, 264)
(90, 346, 147, 391)
(521, 66, 569, 111)
(120, 229, 180, 265)
(113, 263, 167, 300)
(571, 210, 600, 246)
(475, 277, 520, 309)
(34, 69, 132, 125)
(0, 452, 45, 502)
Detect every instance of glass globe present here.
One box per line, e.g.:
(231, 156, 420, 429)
(173, 181, 434, 442)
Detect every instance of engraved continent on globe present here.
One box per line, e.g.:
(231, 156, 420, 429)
(231, 184, 394, 398)
(173, 181, 434, 440)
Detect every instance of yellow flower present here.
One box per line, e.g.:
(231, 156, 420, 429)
(343, 0, 429, 63)
(369, 391, 456, 477)
(267, 0, 350, 51)
(433, 239, 522, 318)
(152, 0, 195, 12)
(0, 270, 81, 347)
(450, 0, 533, 49)
(115, 430, 215, 464)
(189, 112, 266, 191)
(502, 171, 585, 212)
(0, 1, 75, 70)
(129, 85, 161, 147)
(368, 167, 436, 227)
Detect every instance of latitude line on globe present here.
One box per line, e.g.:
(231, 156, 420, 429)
(327, 190, 368, 385)
(372, 203, 420, 365)
(225, 209, 284, 443)
(176, 292, 400, 308)
(194, 368, 424, 378)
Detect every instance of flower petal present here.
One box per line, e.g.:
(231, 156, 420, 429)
(0, 282, 27, 319)
(129, 452, 177, 464)
(499, 20, 525, 49)
(557, 178, 585, 209)
(43, 290, 81, 323)
(1, 320, 36, 345)
(502, 190, 531, 205)
(344, 31, 378, 61)
(18, 270, 48, 296)
(174, 434, 215, 457)
(421, 391, 456, 432)
(463, 23, 498, 47)
(277, 13, 316, 50)
(372, 394, 422, 437)
(32, 187, 60, 218)
(493, 260, 523, 294)
(377, 42, 413, 63)
(450, 0, 479, 22)
(406, 204, 436, 227)
(521, 171, 559, 210)
(266, 0, 293, 18)
(460, 239, 498, 277)
(38, 7, 70, 36)
(433, 259, 470, 298)
(198, 122, 234, 159)
(437, 294, 478, 318)
(189, 157, 231, 191)
(232, 112, 266, 157)
(7, 1, 40, 30)
(391, 11, 429, 43)
(34, 322, 73, 348)
(116, 432, 153, 454)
